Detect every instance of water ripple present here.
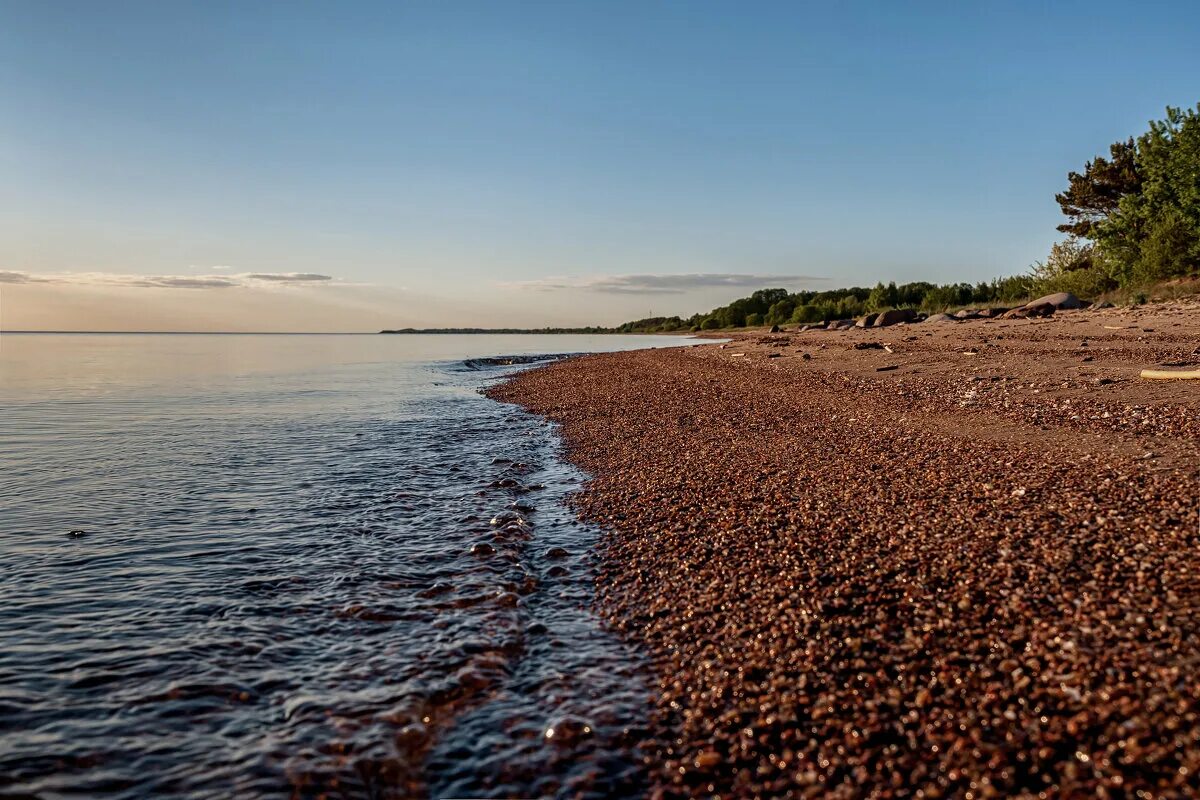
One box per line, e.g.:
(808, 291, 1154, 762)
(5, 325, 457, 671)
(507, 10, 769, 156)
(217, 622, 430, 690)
(0, 334, 687, 798)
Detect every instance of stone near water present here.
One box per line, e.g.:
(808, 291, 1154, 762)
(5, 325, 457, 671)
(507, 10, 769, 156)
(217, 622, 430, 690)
(543, 715, 593, 745)
(470, 542, 496, 557)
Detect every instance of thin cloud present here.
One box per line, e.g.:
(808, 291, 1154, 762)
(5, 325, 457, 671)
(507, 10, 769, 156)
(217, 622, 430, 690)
(507, 273, 825, 295)
(244, 272, 332, 283)
(0, 270, 336, 289)
(0, 270, 46, 284)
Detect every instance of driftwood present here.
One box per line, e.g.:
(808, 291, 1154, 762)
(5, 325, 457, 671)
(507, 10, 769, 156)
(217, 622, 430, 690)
(1140, 368, 1200, 380)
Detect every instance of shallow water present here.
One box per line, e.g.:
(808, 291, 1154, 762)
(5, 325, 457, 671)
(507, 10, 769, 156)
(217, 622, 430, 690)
(0, 333, 684, 798)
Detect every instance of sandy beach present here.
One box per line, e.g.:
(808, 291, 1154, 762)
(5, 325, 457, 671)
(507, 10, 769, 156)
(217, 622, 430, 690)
(489, 301, 1200, 798)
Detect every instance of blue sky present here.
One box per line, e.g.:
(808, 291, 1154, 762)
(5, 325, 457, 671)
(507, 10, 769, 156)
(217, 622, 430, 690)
(2, 1, 1198, 330)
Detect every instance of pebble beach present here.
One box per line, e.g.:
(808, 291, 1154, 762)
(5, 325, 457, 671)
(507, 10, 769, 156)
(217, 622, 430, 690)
(489, 300, 1200, 798)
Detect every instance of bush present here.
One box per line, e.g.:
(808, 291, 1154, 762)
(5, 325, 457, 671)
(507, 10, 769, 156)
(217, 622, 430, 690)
(1032, 238, 1118, 298)
(745, 312, 764, 327)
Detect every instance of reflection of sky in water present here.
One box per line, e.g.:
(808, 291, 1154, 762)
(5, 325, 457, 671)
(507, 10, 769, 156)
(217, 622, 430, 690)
(0, 333, 688, 798)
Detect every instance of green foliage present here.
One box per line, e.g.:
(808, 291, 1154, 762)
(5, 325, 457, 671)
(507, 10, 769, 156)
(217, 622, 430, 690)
(1058, 104, 1200, 289)
(1055, 138, 1141, 238)
(1031, 238, 1119, 297)
(866, 281, 900, 311)
(988, 274, 1036, 302)
(655, 276, 1038, 332)
(615, 316, 687, 333)
(921, 283, 975, 311)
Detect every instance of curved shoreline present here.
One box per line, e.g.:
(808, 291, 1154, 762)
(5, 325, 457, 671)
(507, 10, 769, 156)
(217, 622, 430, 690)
(487, 301, 1200, 797)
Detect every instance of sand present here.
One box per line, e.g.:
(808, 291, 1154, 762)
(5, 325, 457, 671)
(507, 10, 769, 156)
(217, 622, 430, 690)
(488, 300, 1200, 798)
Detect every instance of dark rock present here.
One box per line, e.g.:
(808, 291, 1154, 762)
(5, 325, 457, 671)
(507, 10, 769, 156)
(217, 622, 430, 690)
(1026, 292, 1083, 310)
(872, 308, 918, 327)
(494, 591, 520, 607)
(855, 313, 879, 328)
(924, 313, 958, 324)
(471, 542, 497, 556)
(1003, 303, 1055, 319)
(768, 324, 781, 333)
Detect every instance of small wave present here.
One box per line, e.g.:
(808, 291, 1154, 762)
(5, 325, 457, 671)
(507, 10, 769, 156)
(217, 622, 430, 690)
(459, 353, 580, 371)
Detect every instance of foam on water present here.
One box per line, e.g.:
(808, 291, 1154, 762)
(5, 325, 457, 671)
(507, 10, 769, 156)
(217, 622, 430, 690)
(0, 333, 684, 798)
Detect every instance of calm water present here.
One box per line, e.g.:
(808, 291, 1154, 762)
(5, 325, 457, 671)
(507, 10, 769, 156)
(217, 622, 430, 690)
(0, 333, 687, 799)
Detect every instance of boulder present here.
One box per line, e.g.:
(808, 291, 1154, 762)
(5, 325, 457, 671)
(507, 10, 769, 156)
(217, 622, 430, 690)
(1003, 302, 1056, 319)
(954, 309, 982, 320)
(924, 313, 958, 324)
(769, 324, 781, 333)
(979, 307, 1011, 318)
(873, 308, 919, 327)
(855, 313, 879, 328)
(1026, 292, 1083, 310)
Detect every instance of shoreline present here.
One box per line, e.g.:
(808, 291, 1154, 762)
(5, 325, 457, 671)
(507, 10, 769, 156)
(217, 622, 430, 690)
(487, 299, 1200, 797)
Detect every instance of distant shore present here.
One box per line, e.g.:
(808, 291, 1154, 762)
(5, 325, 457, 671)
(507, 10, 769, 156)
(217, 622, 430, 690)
(488, 299, 1200, 797)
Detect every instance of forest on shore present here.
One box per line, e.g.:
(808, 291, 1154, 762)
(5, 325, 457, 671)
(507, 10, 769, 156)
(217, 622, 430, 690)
(618, 104, 1200, 333)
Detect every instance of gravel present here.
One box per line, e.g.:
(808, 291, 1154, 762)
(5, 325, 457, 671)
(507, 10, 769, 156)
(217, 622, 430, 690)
(488, 303, 1200, 798)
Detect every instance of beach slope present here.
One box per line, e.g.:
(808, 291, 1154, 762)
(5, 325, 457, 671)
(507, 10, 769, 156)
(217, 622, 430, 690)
(489, 301, 1200, 798)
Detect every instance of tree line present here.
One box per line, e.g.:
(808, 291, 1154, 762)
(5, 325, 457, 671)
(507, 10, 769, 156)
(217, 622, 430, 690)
(620, 104, 1199, 333)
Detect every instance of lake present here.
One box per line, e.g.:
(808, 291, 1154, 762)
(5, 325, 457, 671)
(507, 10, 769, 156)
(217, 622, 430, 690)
(0, 332, 690, 799)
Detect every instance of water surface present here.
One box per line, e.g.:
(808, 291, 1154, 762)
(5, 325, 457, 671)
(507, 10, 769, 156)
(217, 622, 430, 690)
(0, 333, 686, 798)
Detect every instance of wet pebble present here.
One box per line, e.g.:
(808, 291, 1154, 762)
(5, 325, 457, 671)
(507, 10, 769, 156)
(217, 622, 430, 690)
(543, 715, 593, 746)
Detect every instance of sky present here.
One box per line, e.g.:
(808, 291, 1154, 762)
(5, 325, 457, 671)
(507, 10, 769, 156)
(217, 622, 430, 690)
(2, 0, 1198, 331)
